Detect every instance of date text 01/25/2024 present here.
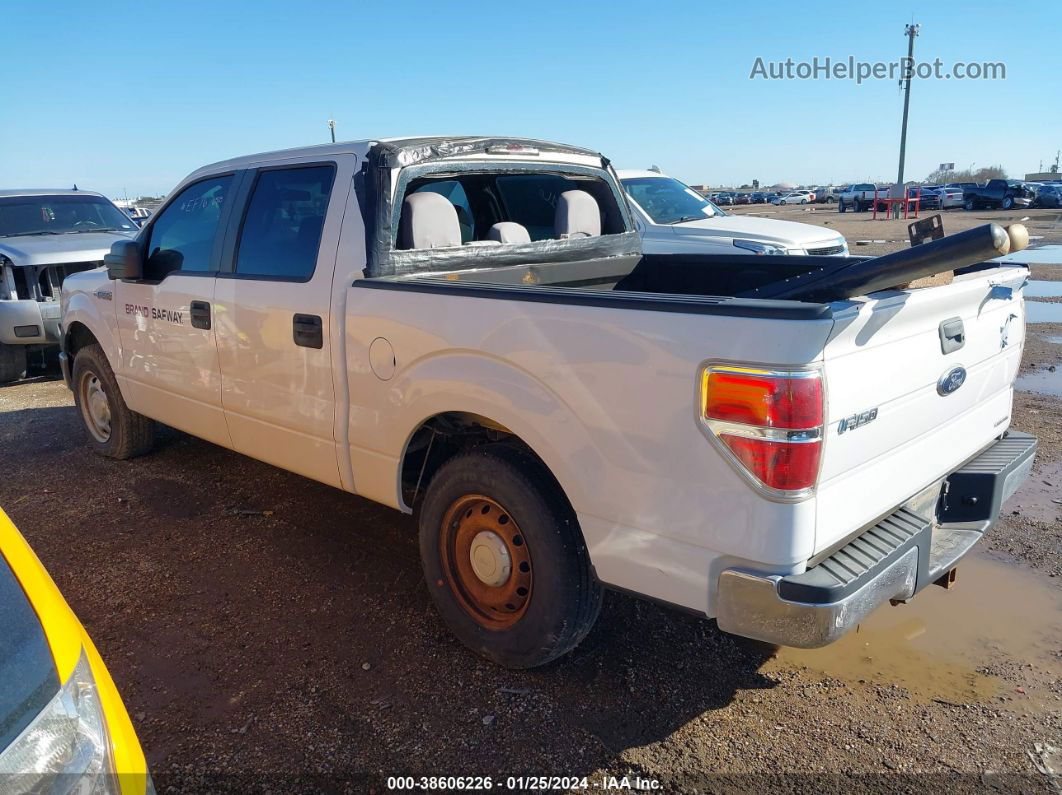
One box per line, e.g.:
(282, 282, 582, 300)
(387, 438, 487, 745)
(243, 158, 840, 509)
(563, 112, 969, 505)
(384, 775, 661, 791)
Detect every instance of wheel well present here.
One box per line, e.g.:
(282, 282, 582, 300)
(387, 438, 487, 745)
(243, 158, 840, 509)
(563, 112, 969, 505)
(65, 322, 99, 359)
(400, 412, 564, 513)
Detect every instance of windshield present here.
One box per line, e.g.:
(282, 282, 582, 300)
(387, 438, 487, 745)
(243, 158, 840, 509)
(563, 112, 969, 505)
(622, 177, 723, 224)
(0, 195, 137, 237)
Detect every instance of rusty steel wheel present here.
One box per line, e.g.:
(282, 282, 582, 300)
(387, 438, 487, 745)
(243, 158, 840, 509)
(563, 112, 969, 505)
(419, 444, 602, 668)
(439, 495, 533, 629)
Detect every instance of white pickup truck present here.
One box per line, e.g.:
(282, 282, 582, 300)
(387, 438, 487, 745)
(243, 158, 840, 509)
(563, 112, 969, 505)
(60, 137, 1036, 668)
(619, 170, 848, 257)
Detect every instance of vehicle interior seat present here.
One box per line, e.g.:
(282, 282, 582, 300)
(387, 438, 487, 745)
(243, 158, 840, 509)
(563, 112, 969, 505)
(401, 192, 462, 249)
(554, 190, 601, 239)
(487, 222, 531, 244)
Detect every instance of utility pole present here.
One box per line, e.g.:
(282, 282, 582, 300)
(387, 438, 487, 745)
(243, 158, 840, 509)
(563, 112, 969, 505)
(327, 118, 336, 143)
(894, 23, 920, 215)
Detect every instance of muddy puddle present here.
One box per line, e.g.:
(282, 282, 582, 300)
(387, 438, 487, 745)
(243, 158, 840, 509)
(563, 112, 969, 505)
(1027, 300, 1062, 324)
(767, 553, 1062, 708)
(1017, 367, 1062, 398)
(1027, 281, 1062, 299)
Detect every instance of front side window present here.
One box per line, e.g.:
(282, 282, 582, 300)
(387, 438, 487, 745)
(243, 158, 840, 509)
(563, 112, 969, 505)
(0, 195, 137, 238)
(235, 165, 336, 279)
(146, 176, 232, 279)
(622, 177, 722, 225)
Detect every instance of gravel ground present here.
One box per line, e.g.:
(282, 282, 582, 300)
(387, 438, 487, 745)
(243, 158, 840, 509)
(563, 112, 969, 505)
(728, 204, 1062, 258)
(1, 263, 1061, 793)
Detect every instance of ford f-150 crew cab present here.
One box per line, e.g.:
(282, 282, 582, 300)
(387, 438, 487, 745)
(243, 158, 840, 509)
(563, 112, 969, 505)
(59, 137, 1036, 668)
(0, 190, 138, 382)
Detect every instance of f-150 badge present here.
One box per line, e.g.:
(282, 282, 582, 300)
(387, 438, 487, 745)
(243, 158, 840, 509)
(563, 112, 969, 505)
(838, 407, 878, 435)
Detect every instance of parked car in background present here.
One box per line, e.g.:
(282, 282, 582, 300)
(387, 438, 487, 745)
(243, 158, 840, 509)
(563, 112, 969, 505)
(815, 186, 839, 203)
(749, 192, 769, 204)
(910, 187, 942, 211)
(935, 186, 965, 209)
(0, 506, 151, 792)
(712, 192, 733, 206)
(837, 184, 882, 213)
(1034, 183, 1062, 209)
(946, 182, 980, 193)
(620, 169, 848, 256)
(773, 192, 810, 205)
(963, 180, 1034, 211)
(0, 190, 138, 382)
(734, 193, 751, 205)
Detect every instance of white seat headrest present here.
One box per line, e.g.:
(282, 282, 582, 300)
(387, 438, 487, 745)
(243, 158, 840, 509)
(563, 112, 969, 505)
(554, 190, 601, 239)
(488, 222, 531, 244)
(402, 192, 461, 249)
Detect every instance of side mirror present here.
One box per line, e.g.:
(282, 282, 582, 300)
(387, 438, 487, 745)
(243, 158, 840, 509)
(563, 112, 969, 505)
(105, 240, 143, 281)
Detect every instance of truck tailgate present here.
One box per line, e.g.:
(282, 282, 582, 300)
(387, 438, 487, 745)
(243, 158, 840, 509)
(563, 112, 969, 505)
(814, 266, 1027, 554)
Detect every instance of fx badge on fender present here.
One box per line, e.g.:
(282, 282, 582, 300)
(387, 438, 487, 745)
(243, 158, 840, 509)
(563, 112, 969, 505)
(937, 365, 967, 396)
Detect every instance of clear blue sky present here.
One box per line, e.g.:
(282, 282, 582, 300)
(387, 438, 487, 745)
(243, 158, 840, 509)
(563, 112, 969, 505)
(2, 0, 1058, 197)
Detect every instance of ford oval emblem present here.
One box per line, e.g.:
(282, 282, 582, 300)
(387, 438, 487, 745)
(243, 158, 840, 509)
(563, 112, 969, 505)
(937, 365, 967, 396)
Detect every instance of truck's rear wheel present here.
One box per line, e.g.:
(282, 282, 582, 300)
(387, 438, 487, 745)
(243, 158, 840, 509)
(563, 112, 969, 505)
(418, 444, 602, 668)
(72, 344, 155, 459)
(0, 344, 27, 384)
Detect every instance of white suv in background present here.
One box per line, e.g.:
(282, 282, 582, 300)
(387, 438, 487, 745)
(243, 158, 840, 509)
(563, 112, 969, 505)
(618, 170, 848, 256)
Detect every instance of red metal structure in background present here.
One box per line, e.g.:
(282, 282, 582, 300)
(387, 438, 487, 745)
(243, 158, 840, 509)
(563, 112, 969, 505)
(872, 186, 921, 220)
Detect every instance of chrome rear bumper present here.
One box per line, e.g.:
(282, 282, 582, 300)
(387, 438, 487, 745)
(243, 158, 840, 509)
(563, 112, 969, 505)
(716, 432, 1036, 648)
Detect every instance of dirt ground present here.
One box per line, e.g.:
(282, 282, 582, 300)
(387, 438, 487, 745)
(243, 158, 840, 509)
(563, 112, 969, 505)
(2, 259, 1062, 793)
(729, 204, 1062, 258)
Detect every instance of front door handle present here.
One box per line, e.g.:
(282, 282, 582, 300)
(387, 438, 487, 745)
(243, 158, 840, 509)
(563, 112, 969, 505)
(190, 300, 211, 330)
(293, 314, 323, 349)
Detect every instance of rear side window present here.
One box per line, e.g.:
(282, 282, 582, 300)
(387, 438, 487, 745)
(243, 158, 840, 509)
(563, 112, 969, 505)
(146, 175, 232, 278)
(235, 165, 336, 279)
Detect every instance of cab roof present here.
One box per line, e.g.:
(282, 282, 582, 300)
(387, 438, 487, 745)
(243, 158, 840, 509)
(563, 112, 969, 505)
(0, 189, 107, 199)
(191, 136, 604, 180)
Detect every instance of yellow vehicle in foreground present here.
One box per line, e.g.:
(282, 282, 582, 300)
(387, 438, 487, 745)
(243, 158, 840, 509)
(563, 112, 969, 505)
(0, 507, 150, 794)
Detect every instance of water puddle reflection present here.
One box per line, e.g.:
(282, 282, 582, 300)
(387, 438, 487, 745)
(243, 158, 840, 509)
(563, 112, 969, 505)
(1016, 367, 1062, 398)
(1027, 301, 1062, 324)
(767, 554, 1062, 708)
(1026, 280, 1062, 299)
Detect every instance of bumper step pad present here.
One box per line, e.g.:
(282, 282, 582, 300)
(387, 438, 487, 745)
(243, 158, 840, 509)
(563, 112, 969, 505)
(777, 431, 1036, 606)
(778, 508, 931, 604)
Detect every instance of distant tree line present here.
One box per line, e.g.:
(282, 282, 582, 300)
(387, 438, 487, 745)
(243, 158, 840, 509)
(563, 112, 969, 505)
(923, 164, 1007, 184)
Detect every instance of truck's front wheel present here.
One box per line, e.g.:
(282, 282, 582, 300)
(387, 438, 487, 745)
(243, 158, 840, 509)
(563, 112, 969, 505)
(418, 444, 602, 668)
(0, 343, 27, 384)
(72, 344, 155, 459)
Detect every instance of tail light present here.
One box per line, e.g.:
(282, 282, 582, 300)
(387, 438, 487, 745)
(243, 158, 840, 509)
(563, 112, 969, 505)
(700, 365, 824, 497)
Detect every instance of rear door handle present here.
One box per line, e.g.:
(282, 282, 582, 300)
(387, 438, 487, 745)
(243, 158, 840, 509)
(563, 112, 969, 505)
(293, 313, 323, 349)
(190, 300, 211, 330)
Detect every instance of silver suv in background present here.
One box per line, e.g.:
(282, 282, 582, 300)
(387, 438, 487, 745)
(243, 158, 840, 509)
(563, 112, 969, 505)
(0, 190, 137, 382)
